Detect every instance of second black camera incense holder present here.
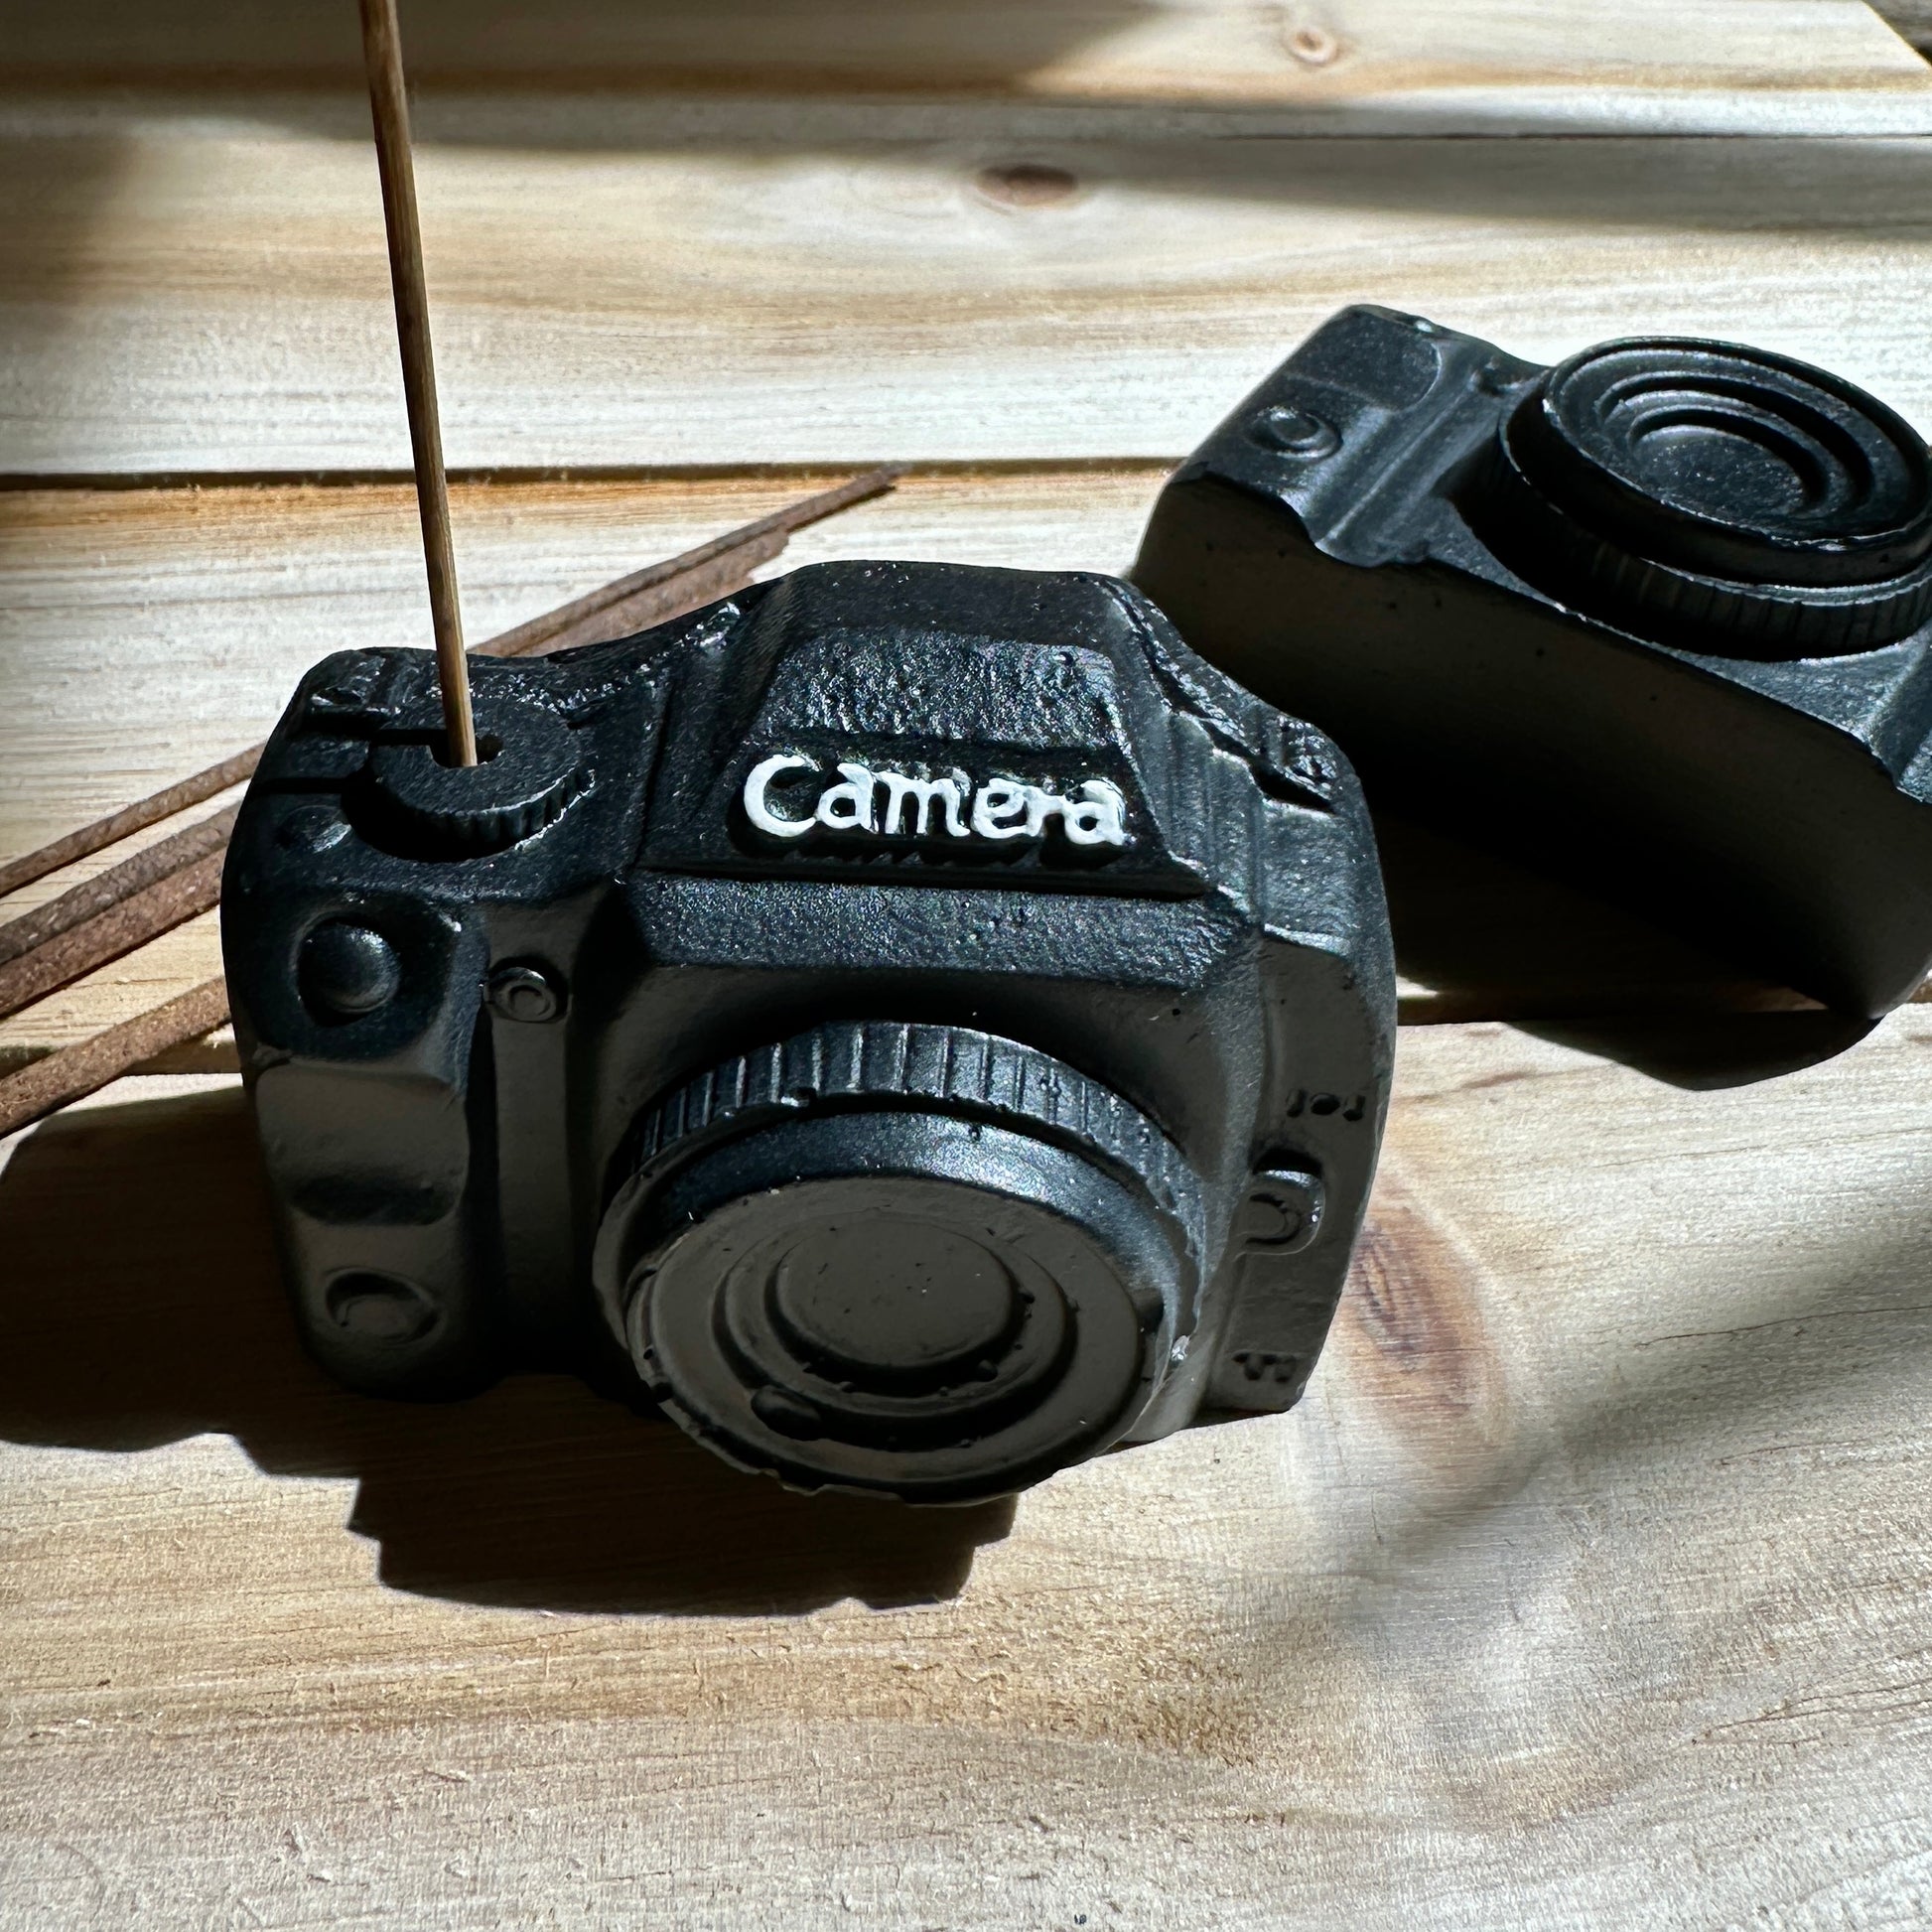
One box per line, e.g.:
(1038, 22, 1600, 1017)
(1134, 305, 1932, 1017)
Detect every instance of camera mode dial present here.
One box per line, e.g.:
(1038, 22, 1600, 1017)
(364, 696, 590, 855)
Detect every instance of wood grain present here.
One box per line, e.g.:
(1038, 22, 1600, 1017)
(1, 1013, 1926, 1924)
(5, 112, 1932, 477)
(2, 0, 1927, 131)
(2, 468, 1860, 1063)
(2, 12, 1928, 1918)
(0, 805, 236, 969)
(0, 850, 224, 1025)
(0, 471, 1168, 846)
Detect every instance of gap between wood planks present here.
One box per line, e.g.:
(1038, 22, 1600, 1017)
(4, 460, 1928, 1074)
(0, 459, 1179, 494)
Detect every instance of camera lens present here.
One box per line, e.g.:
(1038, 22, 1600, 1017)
(594, 1023, 1202, 1503)
(1479, 338, 1932, 656)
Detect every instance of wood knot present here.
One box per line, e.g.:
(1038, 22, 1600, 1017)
(1341, 1174, 1508, 1449)
(1279, 10, 1344, 68)
(975, 163, 1081, 209)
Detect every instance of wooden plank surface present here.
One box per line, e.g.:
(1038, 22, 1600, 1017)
(0, 470, 1857, 1064)
(0, 471, 1159, 1058)
(4, 111, 1932, 477)
(0, 472, 1165, 835)
(2, 1013, 1928, 1925)
(4, 1, 1928, 129)
(0, 471, 1166, 1066)
(4, 7, 1931, 1925)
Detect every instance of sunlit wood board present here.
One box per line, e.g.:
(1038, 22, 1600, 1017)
(4, 0, 1928, 130)
(4, 111, 1932, 476)
(1, 1014, 1927, 1925)
(3, 6, 1931, 1925)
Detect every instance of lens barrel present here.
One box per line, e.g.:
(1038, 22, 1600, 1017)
(594, 1022, 1203, 1503)
(1478, 338, 1932, 657)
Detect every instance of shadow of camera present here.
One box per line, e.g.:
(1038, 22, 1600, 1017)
(0, 1086, 1013, 1615)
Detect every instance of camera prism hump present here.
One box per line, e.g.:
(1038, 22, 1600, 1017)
(1133, 304, 1932, 1017)
(222, 561, 1394, 1504)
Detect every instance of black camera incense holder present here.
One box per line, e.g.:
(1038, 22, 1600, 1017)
(1134, 305, 1932, 1017)
(223, 561, 1395, 1503)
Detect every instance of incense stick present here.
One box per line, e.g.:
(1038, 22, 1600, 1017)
(0, 746, 262, 904)
(0, 805, 239, 971)
(0, 473, 898, 913)
(483, 467, 899, 658)
(0, 469, 897, 1101)
(0, 979, 231, 1143)
(359, 0, 475, 767)
(0, 852, 227, 1027)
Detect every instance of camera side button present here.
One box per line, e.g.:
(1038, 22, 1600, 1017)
(298, 920, 402, 1021)
(1249, 404, 1340, 461)
(486, 962, 567, 1025)
(1238, 1168, 1325, 1254)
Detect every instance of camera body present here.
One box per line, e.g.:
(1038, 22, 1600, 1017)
(1135, 305, 1932, 1015)
(223, 561, 1394, 1503)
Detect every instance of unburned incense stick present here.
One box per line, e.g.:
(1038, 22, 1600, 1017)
(0, 470, 898, 1083)
(0, 806, 239, 971)
(0, 851, 227, 1026)
(0, 472, 897, 909)
(0, 747, 262, 904)
(0, 979, 231, 1143)
(483, 468, 899, 658)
